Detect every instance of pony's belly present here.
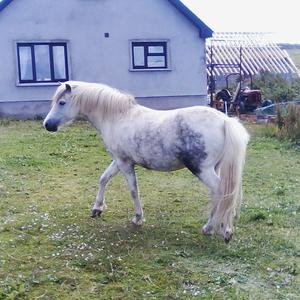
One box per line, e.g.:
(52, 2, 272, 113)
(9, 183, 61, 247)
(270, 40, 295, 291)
(135, 156, 184, 171)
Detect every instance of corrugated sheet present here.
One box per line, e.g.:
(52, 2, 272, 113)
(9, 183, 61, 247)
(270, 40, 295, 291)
(207, 32, 300, 77)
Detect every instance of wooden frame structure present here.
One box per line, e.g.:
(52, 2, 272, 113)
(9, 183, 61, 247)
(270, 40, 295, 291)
(206, 32, 300, 106)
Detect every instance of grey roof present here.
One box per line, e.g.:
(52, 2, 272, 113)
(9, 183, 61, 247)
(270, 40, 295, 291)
(0, 0, 213, 38)
(0, 0, 13, 11)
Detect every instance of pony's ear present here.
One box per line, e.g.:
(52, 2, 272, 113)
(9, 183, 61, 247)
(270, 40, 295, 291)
(65, 83, 72, 93)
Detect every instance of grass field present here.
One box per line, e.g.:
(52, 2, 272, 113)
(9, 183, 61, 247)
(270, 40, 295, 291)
(0, 120, 299, 299)
(286, 49, 300, 69)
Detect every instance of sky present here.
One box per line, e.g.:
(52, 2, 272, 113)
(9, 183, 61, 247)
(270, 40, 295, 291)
(182, 0, 300, 44)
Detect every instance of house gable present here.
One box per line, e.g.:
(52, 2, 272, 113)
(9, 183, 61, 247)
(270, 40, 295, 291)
(0, 0, 213, 38)
(168, 0, 213, 38)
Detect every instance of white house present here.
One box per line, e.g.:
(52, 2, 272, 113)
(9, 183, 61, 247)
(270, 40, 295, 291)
(0, 0, 213, 118)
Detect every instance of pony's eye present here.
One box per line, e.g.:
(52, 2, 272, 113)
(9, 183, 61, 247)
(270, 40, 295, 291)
(59, 100, 66, 106)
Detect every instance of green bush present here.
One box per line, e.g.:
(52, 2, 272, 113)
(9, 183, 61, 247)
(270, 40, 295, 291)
(252, 71, 300, 145)
(253, 71, 300, 102)
(277, 103, 300, 143)
(260, 104, 300, 145)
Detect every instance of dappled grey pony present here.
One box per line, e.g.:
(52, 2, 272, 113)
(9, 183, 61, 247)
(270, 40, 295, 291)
(43, 81, 249, 243)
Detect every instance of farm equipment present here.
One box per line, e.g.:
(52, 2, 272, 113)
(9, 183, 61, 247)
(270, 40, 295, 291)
(213, 89, 232, 114)
(212, 84, 262, 115)
(234, 87, 262, 113)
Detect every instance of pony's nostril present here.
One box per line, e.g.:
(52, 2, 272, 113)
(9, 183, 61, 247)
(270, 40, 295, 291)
(44, 119, 58, 132)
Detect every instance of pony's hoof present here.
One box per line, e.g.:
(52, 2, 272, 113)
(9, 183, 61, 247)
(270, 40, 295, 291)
(223, 230, 233, 244)
(131, 214, 143, 226)
(202, 224, 213, 236)
(91, 209, 102, 218)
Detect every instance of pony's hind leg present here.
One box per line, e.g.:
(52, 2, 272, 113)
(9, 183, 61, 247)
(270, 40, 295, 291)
(197, 167, 221, 236)
(199, 166, 235, 243)
(92, 160, 119, 218)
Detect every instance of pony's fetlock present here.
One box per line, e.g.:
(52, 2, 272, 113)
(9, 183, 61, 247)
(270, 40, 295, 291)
(223, 226, 233, 244)
(91, 203, 107, 218)
(91, 208, 102, 218)
(131, 214, 144, 226)
(202, 223, 214, 235)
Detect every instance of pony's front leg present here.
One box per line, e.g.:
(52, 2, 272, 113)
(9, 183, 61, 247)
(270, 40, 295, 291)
(118, 162, 144, 225)
(91, 160, 119, 218)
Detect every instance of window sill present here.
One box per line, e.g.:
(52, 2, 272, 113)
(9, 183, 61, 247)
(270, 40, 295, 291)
(129, 68, 172, 72)
(16, 82, 63, 87)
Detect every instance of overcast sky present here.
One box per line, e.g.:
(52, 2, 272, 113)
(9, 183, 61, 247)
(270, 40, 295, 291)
(182, 0, 300, 44)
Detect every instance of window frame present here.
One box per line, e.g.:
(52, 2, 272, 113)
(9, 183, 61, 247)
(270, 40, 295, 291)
(16, 41, 69, 85)
(130, 40, 171, 71)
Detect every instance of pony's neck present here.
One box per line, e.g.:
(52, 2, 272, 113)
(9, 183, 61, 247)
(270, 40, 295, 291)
(82, 101, 136, 135)
(84, 110, 110, 134)
(74, 86, 135, 128)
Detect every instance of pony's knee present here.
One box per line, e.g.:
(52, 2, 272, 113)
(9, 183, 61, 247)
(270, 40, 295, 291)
(99, 175, 109, 186)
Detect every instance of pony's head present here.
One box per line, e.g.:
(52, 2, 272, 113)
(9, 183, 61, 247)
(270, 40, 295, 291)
(44, 81, 137, 132)
(43, 82, 79, 132)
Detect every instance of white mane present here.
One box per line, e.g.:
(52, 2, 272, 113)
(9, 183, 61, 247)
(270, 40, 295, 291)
(52, 81, 137, 120)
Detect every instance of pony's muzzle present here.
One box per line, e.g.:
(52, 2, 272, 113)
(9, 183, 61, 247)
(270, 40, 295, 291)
(44, 119, 59, 132)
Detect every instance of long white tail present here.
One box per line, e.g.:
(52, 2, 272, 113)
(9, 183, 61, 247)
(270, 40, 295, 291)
(212, 117, 249, 236)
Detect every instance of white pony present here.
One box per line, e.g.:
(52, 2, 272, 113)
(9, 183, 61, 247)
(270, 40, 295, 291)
(43, 81, 249, 243)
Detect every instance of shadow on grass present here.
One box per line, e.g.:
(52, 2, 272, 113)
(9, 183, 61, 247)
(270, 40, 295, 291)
(66, 214, 297, 266)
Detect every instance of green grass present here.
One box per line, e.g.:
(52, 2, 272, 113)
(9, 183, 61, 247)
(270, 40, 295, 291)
(286, 49, 300, 69)
(0, 120, 299, 299)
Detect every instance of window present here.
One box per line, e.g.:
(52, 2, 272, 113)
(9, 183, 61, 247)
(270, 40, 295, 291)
(17, 42, 69, 84)
(131, 41, 169, 70)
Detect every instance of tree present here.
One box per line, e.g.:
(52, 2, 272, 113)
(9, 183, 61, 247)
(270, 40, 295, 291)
(253, 71, 300, 102)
